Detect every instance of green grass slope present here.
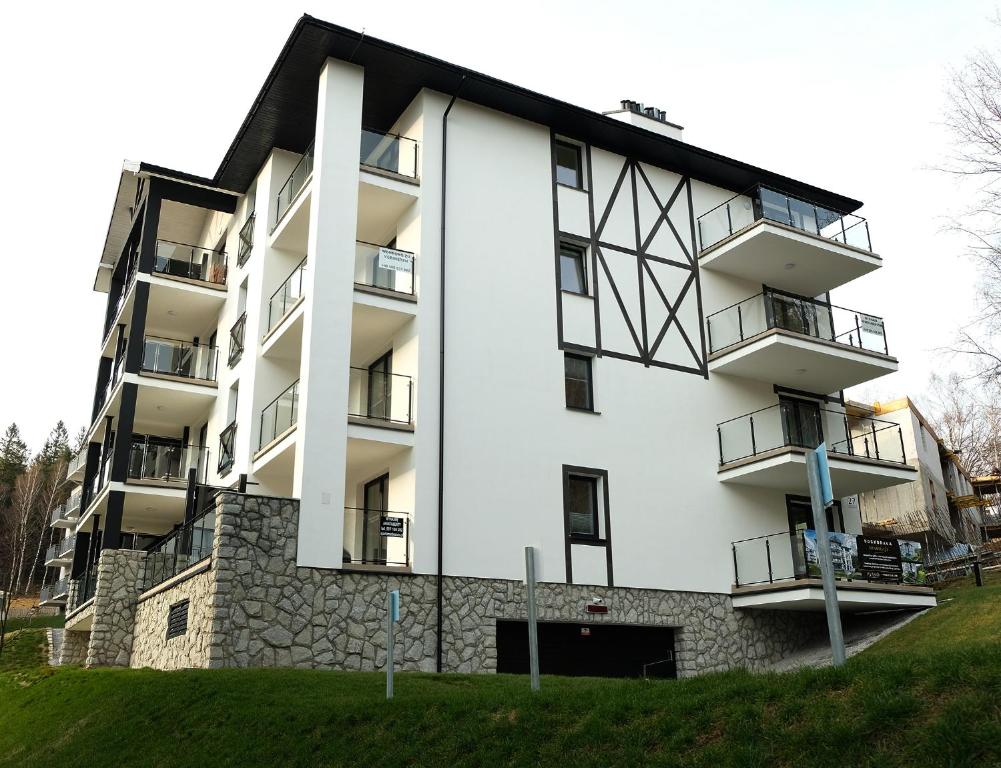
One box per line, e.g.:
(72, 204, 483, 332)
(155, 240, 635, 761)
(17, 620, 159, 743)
(0, 577, 998, 768)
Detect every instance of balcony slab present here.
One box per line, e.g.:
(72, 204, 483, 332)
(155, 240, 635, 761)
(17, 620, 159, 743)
(731, 578, 936, 611)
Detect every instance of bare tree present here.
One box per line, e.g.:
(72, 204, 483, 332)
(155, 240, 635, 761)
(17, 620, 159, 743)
(23, 458, 69, 596)
(923, 372, 1001, 475)
(943, 40, 1001, 385)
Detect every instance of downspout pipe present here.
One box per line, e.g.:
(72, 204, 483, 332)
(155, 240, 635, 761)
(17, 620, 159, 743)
(437, 77, 466, 673)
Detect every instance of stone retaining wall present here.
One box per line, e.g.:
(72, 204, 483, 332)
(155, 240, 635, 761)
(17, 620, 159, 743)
(86, 549, 145, 667)
(131, 567, 216, 670)
(58, 627, 90, 666)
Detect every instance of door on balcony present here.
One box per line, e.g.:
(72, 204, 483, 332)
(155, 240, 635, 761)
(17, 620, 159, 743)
(362, 474, 389, 564)
(367, 351, 392, 421)
(779, 397, 823, 449)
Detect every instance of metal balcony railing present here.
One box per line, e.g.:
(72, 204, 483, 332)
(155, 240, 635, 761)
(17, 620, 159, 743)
(342, 508, 411, 567)
(40, 578, 68, 604)
(348, 368, 413, 425)
(275, 142, 314, 226)
(127, 437, 206, 484)
(140, 506, 216, 592)
(237, 213, 255, 267)
(228, 312, 247, 367)
(354, 241, 415, 295)
(360, 128, 419, 179)
(697, 185, 872, 254)
(68, 446, 87, 475)
(141, 336, 218, 382)
(716, 402, 907, 466)
(706, 288, 889, 356)
(259, 381, 299, 450)
(153, 240, 228, 286)
(267, 258, 307, 332)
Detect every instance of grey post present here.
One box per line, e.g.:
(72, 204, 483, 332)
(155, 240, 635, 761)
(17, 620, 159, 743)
(386, 592, 395, 700)
(525, 546, 540, 691)
(806, 450, 846, 666)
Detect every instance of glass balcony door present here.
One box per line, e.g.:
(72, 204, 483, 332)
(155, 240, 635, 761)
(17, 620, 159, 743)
(367, 352, 392, 421)
(362, 474, 389, 564)
(779, 398, 823, 449)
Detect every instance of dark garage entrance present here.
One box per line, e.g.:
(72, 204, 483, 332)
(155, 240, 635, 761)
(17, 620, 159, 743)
(495, 620, 676, 679)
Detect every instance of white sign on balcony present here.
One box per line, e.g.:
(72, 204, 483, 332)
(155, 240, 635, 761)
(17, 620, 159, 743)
(859, 313, 884, 337)
(378, 247, 413, 274)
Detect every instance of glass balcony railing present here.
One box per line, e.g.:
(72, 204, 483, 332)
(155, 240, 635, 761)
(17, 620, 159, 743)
(706, 289, 889, 356)
(275, 142, 314, 226)
(354, 241, 415, 295)
(140, 506, 215, 592)
(258, 381, 299, 450)
(342, 508, 411, 567)
(228, 312, 247, 368)
(127, 437, 205, 484)
(697, 185, 872, 254)
(40, 578, 69, 604)
(51, 488, 83, 525)
(267, 258, 307, 331)
(153, 240, 228, 286)
(141, 336, 218, 382)
(46, 535, 75, 563)
(94, 352, 126, 416)
(218, 421, 237, 475)
(347, 368, 413, 425)
(717, 401, 907, 466)
(360, 128, 419, 179)
(237, 213, 255, 267)
(68, 446, 87, 475)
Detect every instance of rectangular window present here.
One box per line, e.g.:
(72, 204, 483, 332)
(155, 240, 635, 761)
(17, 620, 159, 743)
(560, 243, 587, 294)
(166, 600, 189, 640)
(566, 474, 599, 539)
(564, 354, 593, 411)
(555, 140, 583, 189)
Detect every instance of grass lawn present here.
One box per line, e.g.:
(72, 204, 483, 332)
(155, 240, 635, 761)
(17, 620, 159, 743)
(0, 578, 998, 768)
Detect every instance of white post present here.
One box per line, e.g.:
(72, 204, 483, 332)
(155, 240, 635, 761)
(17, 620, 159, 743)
(806, 450, 846, 666)
(525, 546, 540, 691)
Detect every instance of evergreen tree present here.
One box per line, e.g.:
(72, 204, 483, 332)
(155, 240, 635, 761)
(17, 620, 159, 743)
(0, 423, 28, 510)
(38, 421, 71, 469)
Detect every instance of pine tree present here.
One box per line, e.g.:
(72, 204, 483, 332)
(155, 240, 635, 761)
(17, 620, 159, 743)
(0, 424, 28, 510)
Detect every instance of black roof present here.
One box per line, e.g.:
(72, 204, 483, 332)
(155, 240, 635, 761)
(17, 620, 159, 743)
(201, 15, 861, 213)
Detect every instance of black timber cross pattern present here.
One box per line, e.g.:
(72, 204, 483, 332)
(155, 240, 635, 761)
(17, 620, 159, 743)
(590, 156, 706, 376)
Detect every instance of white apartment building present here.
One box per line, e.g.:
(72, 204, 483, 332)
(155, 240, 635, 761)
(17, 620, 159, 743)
(44, 16, 934, 677)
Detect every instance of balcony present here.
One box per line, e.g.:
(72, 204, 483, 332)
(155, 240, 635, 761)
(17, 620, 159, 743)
(696, 186, 881, 296)
(730, 531, 936, 611)
(218, 421, 237, 476)
(140, 336, 218, 384)
(237, 213, 255, 267)
(51, 488, 82, 528)
(128, 436, 203, 486)
(40, 578, 69, 606)
(258, 381, 299, 453)
(94, 353, 126, 418)
(354, 241, 415, 298)
(228, 312, 247, 367)
(360, 128, 419, 180)
(717, 401, 916, 495)
(152, 240, 227, 288)
(347, 368, 413, 429)
(67, 445, 87, 481)
(45, 534, 76, 566)
(342, 508, 411, 570)
(140, 506, 215, 592)
(274, 142, 314, 229)
(266, 258, 307, 336)
(706, 288, 897, 392)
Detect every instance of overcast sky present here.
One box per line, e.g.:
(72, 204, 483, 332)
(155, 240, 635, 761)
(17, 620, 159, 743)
(0, 0, 996, 451)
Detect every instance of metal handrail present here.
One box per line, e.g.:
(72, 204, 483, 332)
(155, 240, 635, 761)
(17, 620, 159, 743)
(347, 367, 414, 425)
(267, 257, 308, 330)
(274, 142, 315, 226)
(140, 336, 218, 382)
(141, 505, 216, 592)
(342, 507, 411, 567)
(153, 240, 228, 286)
(360, 128, 419, 179)
(258, 380, 300, 449)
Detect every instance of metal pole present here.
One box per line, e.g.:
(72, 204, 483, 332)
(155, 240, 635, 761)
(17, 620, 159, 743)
(806, 451, 846, 666)
(386, 591, 395, 700)
(525, 546, 540, 691)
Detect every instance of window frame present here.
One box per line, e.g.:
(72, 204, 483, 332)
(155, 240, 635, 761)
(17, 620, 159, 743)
(565, 473, 600, 541)
(564, 353, 594, 412)
(554, 139, 584, 190)
(559, 241, 588, 295)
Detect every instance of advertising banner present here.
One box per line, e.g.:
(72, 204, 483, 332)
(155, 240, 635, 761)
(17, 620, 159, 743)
(803, 530, 860, 580)
(897, 539, 926, 584)
(857, 536, 903, 583)
(379, 516, 405, 538)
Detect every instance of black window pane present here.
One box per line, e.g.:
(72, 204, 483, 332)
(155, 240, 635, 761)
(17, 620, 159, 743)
(555, 142, 582, 188)
(567, 476, 597, 537)
(560, 246, 586, 294)
(564, 355, 592, 410)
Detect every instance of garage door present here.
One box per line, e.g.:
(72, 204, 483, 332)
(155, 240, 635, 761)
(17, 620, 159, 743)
(495, 620, 676, 679)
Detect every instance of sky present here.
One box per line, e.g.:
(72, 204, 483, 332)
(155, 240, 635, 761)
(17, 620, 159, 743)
(0, 0, 997, 452)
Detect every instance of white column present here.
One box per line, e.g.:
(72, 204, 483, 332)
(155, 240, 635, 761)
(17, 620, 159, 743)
(293, 58, 364, 567)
